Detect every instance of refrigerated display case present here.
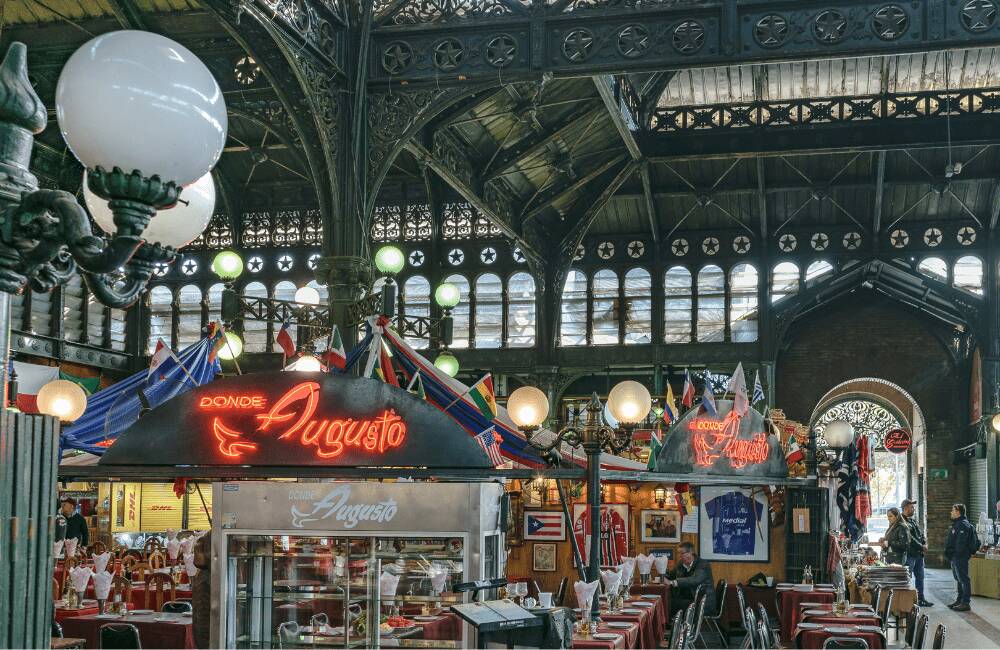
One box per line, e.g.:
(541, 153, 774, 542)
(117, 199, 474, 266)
(212, 481, 504, 649)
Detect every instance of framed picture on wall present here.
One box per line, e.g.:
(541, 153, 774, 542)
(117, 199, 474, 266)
(641, 509, 681, 543)
(533, 543, 557, 572)
(698, 486, 770, 562)
(572, 503, 629, 567)
(523, 510, 566, 541)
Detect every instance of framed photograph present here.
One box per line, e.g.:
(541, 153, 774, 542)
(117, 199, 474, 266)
(641, 509, 681, 543)
(506, 490, 524, 547)
(523, 510, 566, 541)
(571, 503, 629, 567)
(533, 543, 557, 572)
(698, 486, 770, 562)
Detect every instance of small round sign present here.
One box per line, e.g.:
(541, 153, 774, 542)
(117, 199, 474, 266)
(884, 428, 912, 454)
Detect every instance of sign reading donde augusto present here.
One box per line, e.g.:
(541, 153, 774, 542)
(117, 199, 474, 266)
(100, 371, 495, 469)
(216, 481, 499, 532)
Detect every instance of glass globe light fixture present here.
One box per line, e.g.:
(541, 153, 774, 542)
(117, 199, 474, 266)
(56, 31, 227, 187)
(434, 351, 459, 377)
(607, 380, 652, 426)
(211, 250, 243, 280)
(507, 386, 549, 431)
(374, 245, 405, 276)
(217, 331, 243, 360)
(294, 286, 321, 306)
(991, 413, 1000, 434)
(823, 420, 855, 449)
(83, 171, 216, 249)
(434, 283, 461, 309)
(37, 379, 87, 422)
(292, 355, 322, 372)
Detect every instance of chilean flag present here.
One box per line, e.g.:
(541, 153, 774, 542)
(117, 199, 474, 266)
(681, 369, 696, 408)
(275, 321, 296, 358)
(525, 512, 565, 538)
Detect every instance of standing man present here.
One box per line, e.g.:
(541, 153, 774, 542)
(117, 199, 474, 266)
(901, 499, 933, 607)
(58, 498, 89, 547)
(944, 503, 980, 612)
(666, 542, 716, 616)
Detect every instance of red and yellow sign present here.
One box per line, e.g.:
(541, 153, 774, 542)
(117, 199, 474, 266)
(884, 428, 912, 454)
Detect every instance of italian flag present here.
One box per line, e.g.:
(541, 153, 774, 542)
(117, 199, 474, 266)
(469, 374, 497, 421)
(323, 325, 346, 371)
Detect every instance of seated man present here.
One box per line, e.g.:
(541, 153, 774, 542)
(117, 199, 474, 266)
(667, 542, 715, 616)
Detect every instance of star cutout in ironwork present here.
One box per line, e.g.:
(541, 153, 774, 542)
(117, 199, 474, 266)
(617, 25, 649, 58)
(779, 234, 797, 252)
(843, 232, 862, 250)
(562, 29, 594, 62)
(814, 9, 848, 43)
(733, 236, 751, 254)
(958, 226, 977, 245)
(811, 233, 829, 250)
(382, 42, 412, 75)
(873, 5, 908, 40)
(512, 247, 526, 263)
(480, 247, 497, 263)
(671, 239, 689, 256)
(890, 229, 910, 248)
(702, 237, 719, 255)
(924, 228, 942, 246)
(247, 256, 264, 273)
(961, 0, 997, 32)
(408, 251, 425, 266)
(755, 14, 789, 47)
(278, 255, 294, 271)
(433, 39, 464, 71)
(627, 240, 645, 258)
(182, 260, 198, 275)
(597, 242, 615, 259)
(485, 34, 516, 68)
(307, 253, 320, 270)
(574, 245, 585, 261)
(448, 249, 465, 265)
(672, 21, 705, 54)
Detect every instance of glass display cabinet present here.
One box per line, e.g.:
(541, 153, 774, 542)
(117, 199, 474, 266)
(213, 481, 504, 649)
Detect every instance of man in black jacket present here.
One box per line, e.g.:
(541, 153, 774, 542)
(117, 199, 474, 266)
(59, 498, 89, 547)
(944, 503, 979, 612)
(901, 499, 933, 607)
(666, 542, 715, 616)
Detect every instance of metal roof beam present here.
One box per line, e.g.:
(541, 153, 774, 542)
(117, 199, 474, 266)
(105, 0, 147, 29)
(522, 154, 626, 222)
(559, 160, 636, 253)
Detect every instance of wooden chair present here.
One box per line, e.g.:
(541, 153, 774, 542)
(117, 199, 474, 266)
(148, 550, 166, 571)
(120, 555, 137, 579)
(931, 623, 946, 649)
(554, 576, 568, 606)
(132, 562, 150, 582)
(58, 557, 77, 596)
(112, 544, 129, 559)
(89, 541, 107, 557)
(110, 574, 133, 607)
(144, 572, 177, 611)
(143, 537, 164, 560)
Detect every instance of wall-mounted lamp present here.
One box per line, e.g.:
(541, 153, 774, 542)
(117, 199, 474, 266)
(653, 485, 669, 508)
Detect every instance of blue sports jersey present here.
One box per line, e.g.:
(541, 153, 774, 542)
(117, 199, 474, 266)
(705, 491, 764, 556)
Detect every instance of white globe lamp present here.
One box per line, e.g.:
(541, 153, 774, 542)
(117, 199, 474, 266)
(291, 355, 322, 372)
(507, 386, 549, 430)
(294, 286, 321, 306)
(823, 420, 855, 449)
(607, 380, 652, 426)
(37, 379, 87, 422)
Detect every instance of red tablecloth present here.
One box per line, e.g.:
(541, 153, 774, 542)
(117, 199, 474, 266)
(778, 588, 835, 644)
(60, 612, 195, 649)
(801, 612, 881, 628)
(413, 612, 462, 641)
(572, 622, 637, 650)
(628, 599, 666, 646)
(629, 584, 671, 616)
(796, 625, 886, 649)
(55, 605, 100, 623)
(599, 605, 657, 650)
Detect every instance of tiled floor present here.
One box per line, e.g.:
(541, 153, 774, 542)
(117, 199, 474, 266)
(904, 568, 1000, 648)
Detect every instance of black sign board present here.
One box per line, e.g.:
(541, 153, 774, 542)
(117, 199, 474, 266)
(99, 372, 495, 468)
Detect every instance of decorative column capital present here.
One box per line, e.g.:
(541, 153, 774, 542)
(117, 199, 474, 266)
(314, 255, 371, 303)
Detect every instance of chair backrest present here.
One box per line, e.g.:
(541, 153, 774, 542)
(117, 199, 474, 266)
(736, 584, 749, 629)
(148, 551, 166, 570)
(904, 604, 920, 647)
(668, 611, 684, 650)
(912, 614, 930, 649)
(756, 619, 771, 650)
(714, 579, 728, 619)
(52, 576, 60, 600)
(90, 541, 107, 556)
(59, 557, 77, 595)
(277, 621, 300, 649)
(931, 623, 946, 649)
(879, 590, 895, 633)
(757, 603, 778, 648)
(143, 537, 163, 559)
(555, 576, 568, 606)
(684, 602, 696, 628)
(111, 574, 132, 605)
(99, 623, 142, 649)
(52, 620, 63, 639)
(691, 592, 708, 640)
(162, 600, 193, 613)
(144, 573, 177, 611)
(744, 606, 758, 650)
(869, 585, 882, 611)
(132, 562, 150, 582)
(822, 637, 870, 649)
(309, 613, 329, 628)
(693, 583, 705, 606)
(674, 622, 688, 650)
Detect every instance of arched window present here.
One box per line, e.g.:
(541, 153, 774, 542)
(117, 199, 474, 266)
(771, 262, 800, 303)
(624, 268, 651, 344)
(402, 275, 431, 349)
(953, 256, 983, 295)
(664, 266, 692, 343)
(207, 283, 224, 325)
(242, 281, 269, 352)
(917, 257, 947, 281)
(177, 284, 203, 349)
(444, 274, 470, 349)
(273, 281, 298, 350)
(592, 269, 619, 345)
(507, 272, 536, 347)
(729, 264, 758, 342)
(475, 274, 502, 348)
(560, 270, 587, 346)
(805, 260, 834, 284)
(697, 266, 725, 342)
(148, 286, 174, 353)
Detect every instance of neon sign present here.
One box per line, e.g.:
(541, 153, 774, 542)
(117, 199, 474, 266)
(691, 413, 771, 469)
(201, 381, 407, 460)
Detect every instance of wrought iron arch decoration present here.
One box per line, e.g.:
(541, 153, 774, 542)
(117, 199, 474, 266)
(812, 397, 907, 450)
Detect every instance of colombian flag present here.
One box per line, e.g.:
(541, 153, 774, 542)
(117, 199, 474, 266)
(663, 383, 679, 425)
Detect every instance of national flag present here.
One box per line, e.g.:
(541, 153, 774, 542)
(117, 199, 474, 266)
(379, 340, 399, 387)
(674, 483, 696, 516)
(148, 339, 172, 380)
(752, 370, 766, 405)
(206, 322, 226, 366)
(474, 427, 504, 466)
(700, 383, 718, 417)
(728, 362, 749, 417)
(663, 383, 679, 425)
(59, 369, 100, 394)
(11, 360, 59, 413)
(785, 436, 804, 466)
(275, 321, 296, 358)
(322, 325, 346, 371)
(525, 511, 564, 538)
(406, 371, 427, 401)
(681, 369, 696, 408)
(469, 374, 497, 420)
(647, 430, 662, 471)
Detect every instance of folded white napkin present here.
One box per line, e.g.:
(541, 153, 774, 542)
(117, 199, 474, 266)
(601, 568, 622, 595)
(93, 552, 112, 574)
(636, 553, 655, 574)
(53, 540, 64, 559)
(334, 555, 346, 577)
(179, 536, 195, 557)
(64, 538, 78, 558)
(183, 552, 198, 578)
(166, 528, 177, 541)
(619, 557, 636, 586)
(70, 566, 93, 593)
(574, 579, 600, 609)
(380, 571, 400, 598)
(654, 555, 669, 575)
(93, 571, 114, 600)
(166, 538, 181, 561)
(429, 566, 448, 593)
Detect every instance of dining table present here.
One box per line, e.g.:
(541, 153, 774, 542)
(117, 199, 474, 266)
(799, 608, 882, 628)
(776, 585, 836, 644)
(629, 583, 672, 615)
(595, 599, 662, 650)
(571, 620, 640, 650)
(795, 623, 887, 649)
(60, 610, 195, 649)
(409, 612, 462, 641)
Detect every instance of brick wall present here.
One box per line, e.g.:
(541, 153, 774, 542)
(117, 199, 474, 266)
(775, 294, 968, 565)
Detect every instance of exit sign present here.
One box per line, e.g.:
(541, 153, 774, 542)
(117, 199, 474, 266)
(930, 468, 949, 480)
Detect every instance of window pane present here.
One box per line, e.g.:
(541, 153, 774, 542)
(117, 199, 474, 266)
(592, 269, 619, 345)
(110, 307, 126, 351)
(403, 275, 431, 349)
(917, 257, 947, 281)
(177, 284, 203, 349)
(475, 273, 502, 348)
(624, 268, 651, 344)
(954, 256, 983, 295)
(63, 275, 85, 343)
(697, 265, 724, 342)
(243, 282, 268, 352)
(148, 286, 174, 353)
(664, 266, 692, 343)
(507, 272, 535, 347)
(444, 274, 470, 349)
(729, 264, 758, 342)
(30, 290, 51, 336)
(559, 270, 587, 346)
(805, 261, 834, 284)
(771, 262, 800, 303)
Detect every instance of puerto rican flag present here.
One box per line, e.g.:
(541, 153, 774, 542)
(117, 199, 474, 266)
(525, 511, 565, 539)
